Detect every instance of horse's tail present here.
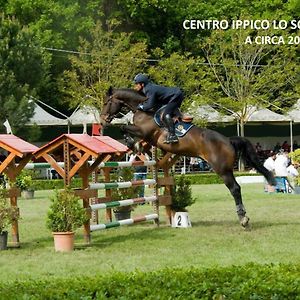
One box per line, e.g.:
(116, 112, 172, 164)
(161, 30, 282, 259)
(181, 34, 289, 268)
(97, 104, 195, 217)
(229, 136, 276, 186)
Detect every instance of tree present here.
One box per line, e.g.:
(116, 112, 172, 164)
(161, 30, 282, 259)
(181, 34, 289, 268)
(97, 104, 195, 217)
(60, 21, 149, 111)
(201, 26, 300, 136)
(0, 15, 50, 137)
(148, 52, 205, 112)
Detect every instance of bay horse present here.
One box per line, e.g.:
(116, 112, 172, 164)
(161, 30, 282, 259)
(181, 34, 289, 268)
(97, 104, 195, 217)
(100, 87, 276, 228)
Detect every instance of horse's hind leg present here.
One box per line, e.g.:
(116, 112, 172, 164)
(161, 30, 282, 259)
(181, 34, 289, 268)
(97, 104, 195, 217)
(221, 170, 250, 229)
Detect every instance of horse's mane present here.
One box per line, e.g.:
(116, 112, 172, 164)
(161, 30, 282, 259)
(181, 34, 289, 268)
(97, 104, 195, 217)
(114, 88, 146, 102)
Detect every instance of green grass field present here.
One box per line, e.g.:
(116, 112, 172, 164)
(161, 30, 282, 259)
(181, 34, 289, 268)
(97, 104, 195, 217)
(1, 183, 300, 283)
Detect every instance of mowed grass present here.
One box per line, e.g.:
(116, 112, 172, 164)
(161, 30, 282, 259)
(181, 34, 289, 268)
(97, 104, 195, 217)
(1, 183, 300, 283)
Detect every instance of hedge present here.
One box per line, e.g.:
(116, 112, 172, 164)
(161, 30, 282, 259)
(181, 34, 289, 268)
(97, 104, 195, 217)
(0, 264, 299, 299)
(32, 172, 260, 190)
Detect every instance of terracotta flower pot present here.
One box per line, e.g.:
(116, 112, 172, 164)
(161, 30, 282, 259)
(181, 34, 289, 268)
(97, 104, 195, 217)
(52, 232, 75, 252)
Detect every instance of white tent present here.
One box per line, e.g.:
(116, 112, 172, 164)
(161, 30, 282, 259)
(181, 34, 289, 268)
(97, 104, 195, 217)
(247, 107, 291, 123)
(69, 105, 133, 125)
(27, 103, 68, 126)
(69, 106, 100, 125)
(287, 99, 300, 123)
(195, 105, 234, 123)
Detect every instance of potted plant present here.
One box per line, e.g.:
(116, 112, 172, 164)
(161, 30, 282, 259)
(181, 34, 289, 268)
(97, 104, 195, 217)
(111, 168, 138, 220)
(0, 190, 19, 250)
(16, 170, 35, 199)
(170, 175, 196, 228)
(289, 149, 300, 194)
(46, 188, 89, 252)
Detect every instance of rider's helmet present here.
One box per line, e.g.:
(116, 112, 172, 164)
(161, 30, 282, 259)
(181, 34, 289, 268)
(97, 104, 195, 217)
(133, 73, 149, 85)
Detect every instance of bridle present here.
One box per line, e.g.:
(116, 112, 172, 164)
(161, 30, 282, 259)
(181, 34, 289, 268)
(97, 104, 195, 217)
(101, 95, 125, 123)
(101, 91, 143, 123)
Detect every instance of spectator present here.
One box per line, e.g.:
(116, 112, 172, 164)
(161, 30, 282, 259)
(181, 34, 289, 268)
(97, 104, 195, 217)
(274, 151, 290, 193)
(189, 157, 198, 172)
(281, 141, 290, 152)
(287, 163, 299, 178)
(263, 151, 276, 173)
(273, 142, 281, 153)
(255, 142, 262, 153)
(287, 163, 299, 193)
(293, 140, 299, 150)
(263, 152, 276, 193)
(274, 150, 289, 177)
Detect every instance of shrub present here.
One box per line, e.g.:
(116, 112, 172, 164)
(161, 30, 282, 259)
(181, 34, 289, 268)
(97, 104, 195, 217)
(46, 188, 89, 232)
(15, 170, 36, 191)
(0, 264, 300, 299)
(0, 189, 19, 234)
(171, 175, 196, 211)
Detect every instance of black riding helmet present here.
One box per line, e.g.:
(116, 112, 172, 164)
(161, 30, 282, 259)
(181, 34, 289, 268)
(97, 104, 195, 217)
(133, 73, 149, 85)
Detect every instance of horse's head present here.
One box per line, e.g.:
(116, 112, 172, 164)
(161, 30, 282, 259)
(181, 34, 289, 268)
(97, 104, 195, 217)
(100, 87, 124, 126)
(100, 87, 146, 126)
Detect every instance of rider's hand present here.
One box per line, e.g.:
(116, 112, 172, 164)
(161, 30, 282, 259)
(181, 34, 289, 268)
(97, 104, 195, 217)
(137, 104, 144, 111)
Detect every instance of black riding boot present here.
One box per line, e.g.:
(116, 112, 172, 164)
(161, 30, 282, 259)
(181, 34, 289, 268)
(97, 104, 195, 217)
(163, 114, 178, 144)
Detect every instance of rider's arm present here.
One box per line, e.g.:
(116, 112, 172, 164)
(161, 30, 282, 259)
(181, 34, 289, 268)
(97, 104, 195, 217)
(141, 92, 156, 111)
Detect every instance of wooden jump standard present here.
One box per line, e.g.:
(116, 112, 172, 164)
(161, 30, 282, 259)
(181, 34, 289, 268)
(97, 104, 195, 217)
(0, 134, 39, 247)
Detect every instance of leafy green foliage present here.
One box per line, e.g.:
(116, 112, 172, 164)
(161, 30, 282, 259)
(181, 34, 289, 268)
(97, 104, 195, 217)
(148, 52, 205, 112)
(0, 189, 19, 233)
(46, 188, 89, 232)
(0, 264, 300, 299)
(0, 15, 49, 136)
(60, 21, 148, 110)
(201, 24, 300, 136)
(289, 149, 300, 165)
(171, 175, 196, 211)
(15, 170, 35, 191)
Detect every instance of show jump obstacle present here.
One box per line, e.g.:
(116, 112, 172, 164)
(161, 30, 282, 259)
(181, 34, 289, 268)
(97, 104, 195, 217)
(88, 158, 159, 233)
(0, 134, 39, 247)
(34, 134, 174, 244)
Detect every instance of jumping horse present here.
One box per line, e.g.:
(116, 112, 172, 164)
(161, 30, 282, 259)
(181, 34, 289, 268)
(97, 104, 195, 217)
(100, 87, 276, 228)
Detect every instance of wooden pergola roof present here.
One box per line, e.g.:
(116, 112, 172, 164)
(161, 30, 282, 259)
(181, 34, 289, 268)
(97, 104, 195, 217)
(0, 134, 39, 177)
(34, 134, 128, 185)
(0, 134, 38, 157)
(34, 134, 128, 158)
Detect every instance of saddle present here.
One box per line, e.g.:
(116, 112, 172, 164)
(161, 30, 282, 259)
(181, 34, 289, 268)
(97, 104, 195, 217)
(153, 105, 194, 138)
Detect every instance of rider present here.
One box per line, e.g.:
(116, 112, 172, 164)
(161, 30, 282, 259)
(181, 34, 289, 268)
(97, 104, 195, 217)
(133, 73, 184, 144)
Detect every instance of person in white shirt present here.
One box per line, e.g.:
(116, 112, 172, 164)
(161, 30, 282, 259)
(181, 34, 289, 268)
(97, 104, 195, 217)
(263, 152, 276, 192)
(263, 152, 276, 173)
(274, 151, 289, 177)
(287, 164, 299, 177)
(287, 163, 299, 193)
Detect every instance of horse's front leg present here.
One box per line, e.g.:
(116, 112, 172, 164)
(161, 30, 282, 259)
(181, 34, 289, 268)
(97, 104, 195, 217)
(121, 124, 144, 138)
(121, 125, 144, 150)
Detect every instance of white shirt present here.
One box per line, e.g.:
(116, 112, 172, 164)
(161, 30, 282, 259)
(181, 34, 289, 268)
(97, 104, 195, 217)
(287, 165, 299, 177)
(274, 154, 289, 177)
(263, 157, 275, 172)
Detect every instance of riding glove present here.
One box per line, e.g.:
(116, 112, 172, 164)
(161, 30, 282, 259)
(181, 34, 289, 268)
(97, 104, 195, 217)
(137, 104, 144, 111)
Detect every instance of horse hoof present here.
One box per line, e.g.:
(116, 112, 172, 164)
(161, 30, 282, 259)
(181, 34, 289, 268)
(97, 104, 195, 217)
(240, 216, 250, 229)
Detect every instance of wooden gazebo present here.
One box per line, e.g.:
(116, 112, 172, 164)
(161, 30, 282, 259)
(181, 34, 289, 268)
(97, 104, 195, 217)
(0, 134, 39, 246)
(33, 134, 128, 242)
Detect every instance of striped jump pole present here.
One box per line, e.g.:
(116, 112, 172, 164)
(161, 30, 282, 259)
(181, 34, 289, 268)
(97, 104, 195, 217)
(90, 213, 158, 231)
(98, 161, 156, 168)
(89, 179, 156, 190)
(23, 160, 156, 170)
(90, 196, 157, 211)
(24, 162, 65, 169)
